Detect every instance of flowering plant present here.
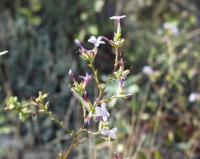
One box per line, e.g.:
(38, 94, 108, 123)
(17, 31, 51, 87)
(4, 15, 129, 159)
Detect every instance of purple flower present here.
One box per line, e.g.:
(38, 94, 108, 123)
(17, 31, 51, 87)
(142, 65, 154, 76)
(189, 93, 200, 103)
(100, 128, 117, 139)
(75, 39, 98, 61)
(0, 51, 8, 56)
(80, 73, 92, 88)
(110, 15, 126, 34)
(110, 15, 126, 20)
(88, 36, 105, 48)
(95, 103, 110, 121)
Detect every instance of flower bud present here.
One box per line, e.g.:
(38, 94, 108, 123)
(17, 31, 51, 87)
(110, 15, 126, 35)
(75, 39, 84, 50)
(80, 73, 92, 88)
(68, 69, 76, 82)
(82, 91, 89, 101)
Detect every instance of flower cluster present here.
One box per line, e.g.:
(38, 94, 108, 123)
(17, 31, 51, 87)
(74, 36, 105, 63)
(69, 70, 92, 97)
(4, 16, 130, 158)
(69, 15, 130, 140)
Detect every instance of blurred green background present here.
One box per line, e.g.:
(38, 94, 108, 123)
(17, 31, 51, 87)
(1, 0, 200, 159)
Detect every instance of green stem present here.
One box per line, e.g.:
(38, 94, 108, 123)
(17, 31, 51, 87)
(88, 62, 102, 99)
(114, 48, 119, 71)
(63, 127, 84, 159)
(33, 100, 73, 135)
(46, 111, 72, 135)
(63, 140, 74, 159)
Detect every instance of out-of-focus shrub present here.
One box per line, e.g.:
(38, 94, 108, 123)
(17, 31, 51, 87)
(106, 1, 200, 158)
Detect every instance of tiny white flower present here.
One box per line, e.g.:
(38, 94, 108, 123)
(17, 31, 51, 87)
(88, 36, 105, 47)
(142, 65, 154, 76)
(163, 22, 179, 35)
(189, 93, 200, 103)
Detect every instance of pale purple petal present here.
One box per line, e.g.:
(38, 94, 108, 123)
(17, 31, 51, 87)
(80, 73, 92, 87)
(110, 127, 117, 133)
(110, 16, 117, 20)
(97, 36, 102, 41)
(95, 107, 101, 113)
(95, 103, 110, 121)
(109, 128, 117, 139)
(119, 15, 126, 19)
(0, 51, 8, 56)
(100, 128, 117, 139)
(88, 36, 105, 47)
(98, 41, 105, 44)
(142, 65, 154, 76)
(100, 129, 109, 135)
(110, 15, 126, 20)
(97, 36, 105, 44)
(102, 116, 108, 121)
(88, 36, 97, 43)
